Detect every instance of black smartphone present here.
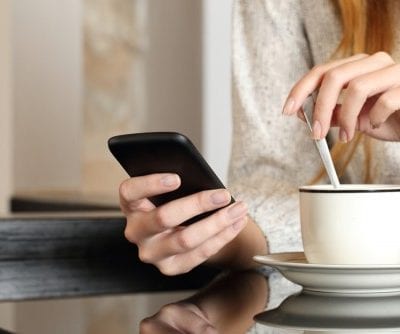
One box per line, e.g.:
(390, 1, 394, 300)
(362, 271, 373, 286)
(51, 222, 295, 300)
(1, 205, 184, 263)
(108, 132, 233, 224)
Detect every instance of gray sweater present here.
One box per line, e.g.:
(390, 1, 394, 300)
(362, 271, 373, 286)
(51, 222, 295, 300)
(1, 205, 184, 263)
(230, 0, 400, 255)
(230, 2, 400, 331)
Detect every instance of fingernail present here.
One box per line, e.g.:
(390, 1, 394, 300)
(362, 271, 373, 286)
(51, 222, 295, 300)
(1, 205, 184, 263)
(339, 128, 348, 142)
(312, 120, 322, 140)
(232, 216, 247, 230)
(161, 174, 179, 187)
(210, 189, 230, 205)
(228, 202, 247, 219)
(282, 97, 295, 115)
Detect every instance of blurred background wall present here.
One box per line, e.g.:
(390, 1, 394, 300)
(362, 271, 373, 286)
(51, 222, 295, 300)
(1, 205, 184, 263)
(0, 0, 232, 332)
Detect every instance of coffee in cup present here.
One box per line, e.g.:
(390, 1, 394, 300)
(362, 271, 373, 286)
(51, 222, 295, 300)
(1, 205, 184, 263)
(299, 184, 400, 265)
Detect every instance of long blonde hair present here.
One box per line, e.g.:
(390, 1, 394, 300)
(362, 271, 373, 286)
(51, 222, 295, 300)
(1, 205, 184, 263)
(311, 0, 393, 184)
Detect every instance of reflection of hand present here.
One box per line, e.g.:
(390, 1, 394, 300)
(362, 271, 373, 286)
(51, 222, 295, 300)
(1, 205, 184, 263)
(284, 52, 400, 142)
(140, 271, 268, 334)
(140, 302, 217, 334)
(119, 173, 248, 275)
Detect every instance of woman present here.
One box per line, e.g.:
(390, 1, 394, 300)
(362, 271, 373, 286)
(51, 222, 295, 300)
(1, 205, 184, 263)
(119, 0, 400, 276)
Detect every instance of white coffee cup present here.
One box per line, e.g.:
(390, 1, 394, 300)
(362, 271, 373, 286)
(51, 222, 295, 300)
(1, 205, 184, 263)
(299, 184, 400, 265)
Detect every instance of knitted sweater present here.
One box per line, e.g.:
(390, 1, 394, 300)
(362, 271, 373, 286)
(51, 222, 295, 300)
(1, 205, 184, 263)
(230, 0, 400, 254)
(230, 2, 400, 331)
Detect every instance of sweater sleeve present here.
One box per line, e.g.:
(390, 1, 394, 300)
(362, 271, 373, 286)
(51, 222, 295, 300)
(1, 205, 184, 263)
(228, 0, 322, 253)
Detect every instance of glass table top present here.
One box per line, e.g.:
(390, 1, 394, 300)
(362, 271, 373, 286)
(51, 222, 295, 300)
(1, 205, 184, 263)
(138, 269, 400, 333)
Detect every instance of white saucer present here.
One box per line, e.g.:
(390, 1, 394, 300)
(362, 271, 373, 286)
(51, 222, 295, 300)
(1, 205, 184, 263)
(253, 252, 400, 295)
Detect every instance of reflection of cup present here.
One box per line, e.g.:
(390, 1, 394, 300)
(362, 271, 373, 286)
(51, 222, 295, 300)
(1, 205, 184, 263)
(299, 184, 400, 265)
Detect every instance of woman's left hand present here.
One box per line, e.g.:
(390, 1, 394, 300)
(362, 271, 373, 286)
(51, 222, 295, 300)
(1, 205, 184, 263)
(283, 52, 400, 142)
(140, 303, 217, 334)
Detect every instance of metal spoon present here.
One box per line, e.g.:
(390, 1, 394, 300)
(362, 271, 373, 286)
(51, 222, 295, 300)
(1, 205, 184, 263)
(302, 96, 340, 188)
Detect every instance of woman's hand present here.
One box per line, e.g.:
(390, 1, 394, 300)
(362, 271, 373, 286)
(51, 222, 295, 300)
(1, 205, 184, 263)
(140, 302, 217, 334)
(119, 173, 249, 275)
(283, 52, 400, 142)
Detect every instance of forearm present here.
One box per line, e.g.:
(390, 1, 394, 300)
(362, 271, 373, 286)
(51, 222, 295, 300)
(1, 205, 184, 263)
(207, 216, 268, 270)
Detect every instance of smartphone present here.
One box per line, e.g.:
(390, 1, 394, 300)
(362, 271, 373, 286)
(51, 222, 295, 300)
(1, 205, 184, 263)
(108, 132, 233, 224)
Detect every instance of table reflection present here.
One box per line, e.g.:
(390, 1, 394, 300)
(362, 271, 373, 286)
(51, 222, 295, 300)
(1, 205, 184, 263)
(139, 269, 400, 333)
(256, 289, 400, 333)
(140, 270, 268, 333)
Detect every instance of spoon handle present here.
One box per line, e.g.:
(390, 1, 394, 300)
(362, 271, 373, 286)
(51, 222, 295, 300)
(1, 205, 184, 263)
(302, 97, 340, 188)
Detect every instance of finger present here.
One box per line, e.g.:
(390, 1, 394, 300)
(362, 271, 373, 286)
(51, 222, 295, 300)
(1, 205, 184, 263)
(314, 52, 395, 139)
(149, 188, 232, 231)
(283, 53, 368, 116)
(158, 304, 217, 333)
(142, 202, 248, 261)
(119, 173, 180, 209)
(369, 86, 400, 127)
(140, 318, 180, 334)
(157, 216, 248, 276)
(338, 63, 400, 141)
(127, 189, 232, 243)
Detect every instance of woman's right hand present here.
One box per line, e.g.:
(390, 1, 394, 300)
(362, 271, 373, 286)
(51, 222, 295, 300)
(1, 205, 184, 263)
(119, 173, 248, 275)
(283, 52, 400, 142)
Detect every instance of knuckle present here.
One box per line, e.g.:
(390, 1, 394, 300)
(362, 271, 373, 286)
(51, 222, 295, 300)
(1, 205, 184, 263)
(139, 319, 154, 333)
(159, 304, 179, 317)
(153, 209, 170, 229)
(323, 68, 343, 85)
(118, 179, 132, 200)
(138, 247, 153, 264)
(175, 230, 194, 251)
(158, 263, 181, 276)
(347, 79, 368, 97)
(123, 225, 137, 243)
(198, 245, 217, 261)
(376, 94, 393, 111)
(219, 208, 232, 224)
(374, 51, 394, 64)
(195, 192, 209, 212)
(310, 63, 325, 76)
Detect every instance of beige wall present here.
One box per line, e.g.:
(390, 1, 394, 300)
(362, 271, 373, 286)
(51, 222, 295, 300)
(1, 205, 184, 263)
(12, 0, 82, 193)
(82, 0, 204, 196)
(0, 0, 17, 330)
(145, 0, 203, 149)
(10, 1, 203, 333)
(82, 0, 144, 196)
(0, 0, 13, 214)
(202, 0, 232, 182)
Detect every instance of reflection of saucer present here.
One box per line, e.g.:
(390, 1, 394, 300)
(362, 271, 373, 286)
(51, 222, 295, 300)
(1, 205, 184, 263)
(255, 292, 400, 331)
(254, 252, 400, 295)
